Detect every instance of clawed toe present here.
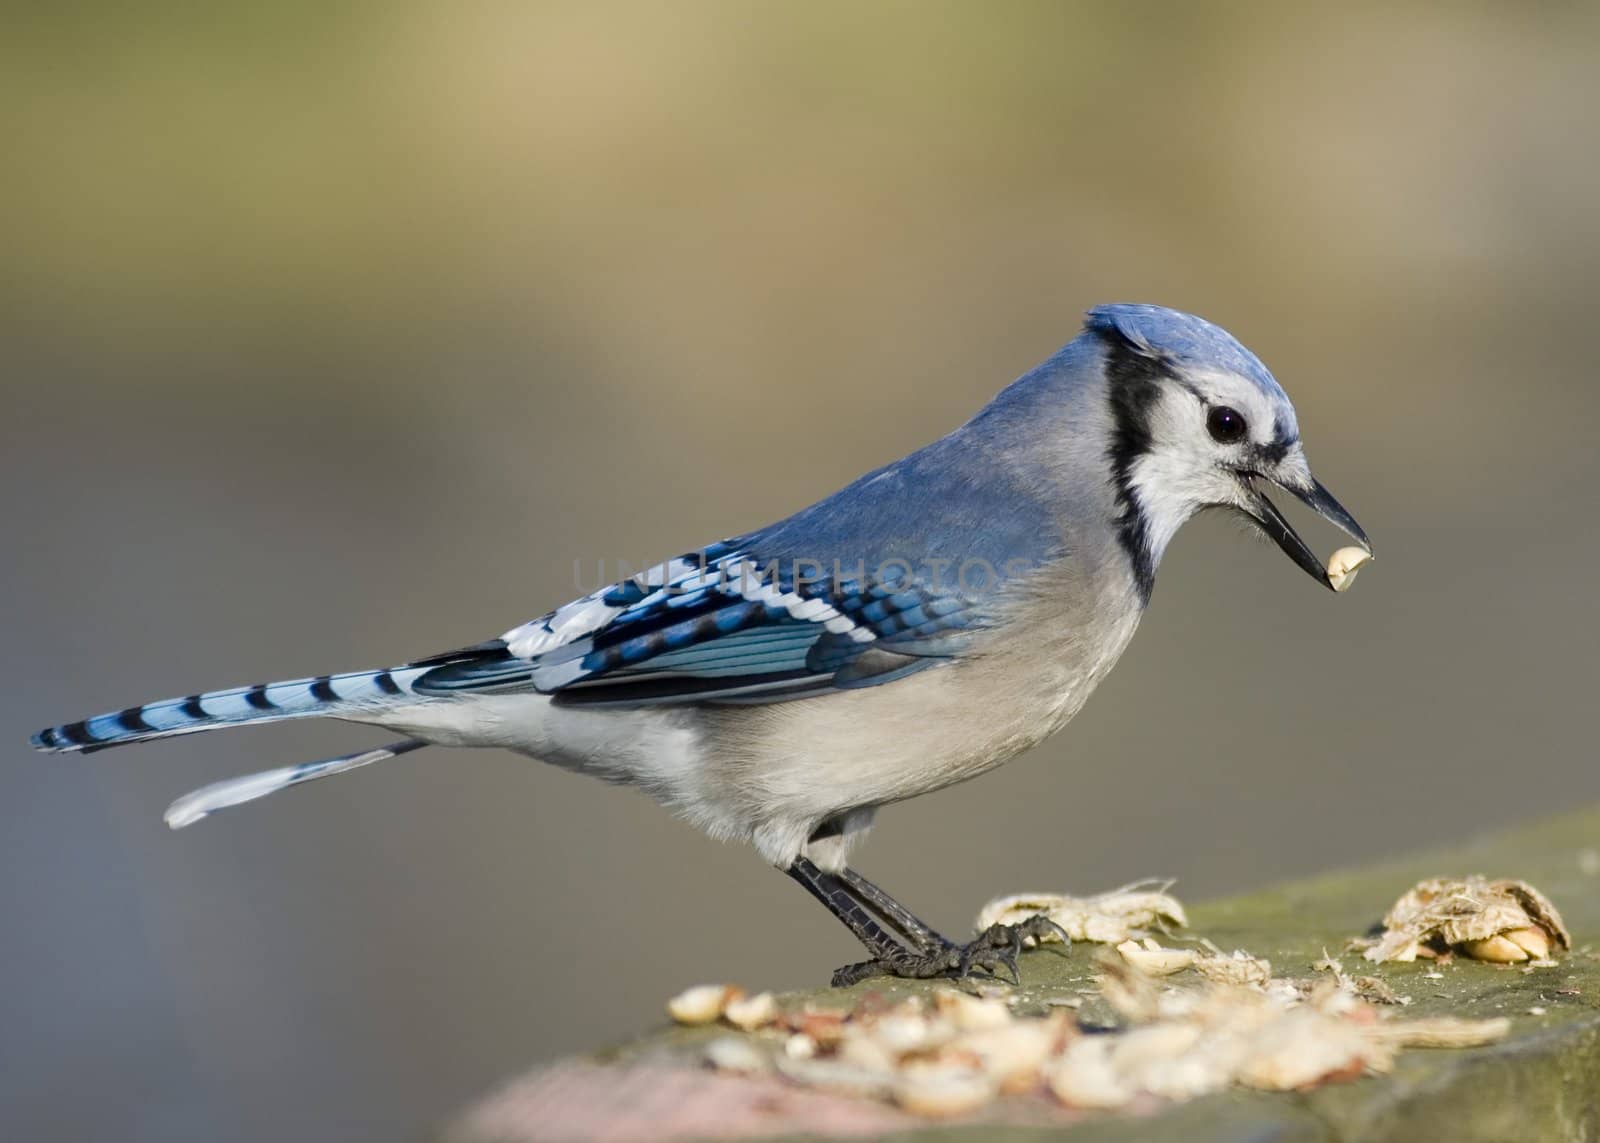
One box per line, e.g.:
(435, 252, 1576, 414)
(958, 922, 1022, 982)
(829, 916, 1071, 988)
(963, 949, 1019, 983)
(1013, 914, 1073, 954)
(832, 959, 893, 988)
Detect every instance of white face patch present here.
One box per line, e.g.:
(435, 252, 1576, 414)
(1122, 371, 1298, 561)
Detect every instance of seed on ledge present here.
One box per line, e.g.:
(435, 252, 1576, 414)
(933, 989, 1014, 1031)
(893, 1067, 998, 1117)
(724, 990, 779, 1030)
(704, 1035, 772, 1075)
(975, 881, 1188, 946)
(1459, 926, 1551, 963)
(1115, 938, 1196, 977)
(667, 983, 744, 1026)
(1361, 876, 1570, 964)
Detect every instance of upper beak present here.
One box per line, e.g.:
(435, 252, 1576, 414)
(1242, 475, 1371, 591)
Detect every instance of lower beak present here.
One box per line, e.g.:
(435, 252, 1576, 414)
(1243, 476, 1371, 591)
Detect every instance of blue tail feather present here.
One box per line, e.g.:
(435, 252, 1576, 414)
(30, 666, 430, 754)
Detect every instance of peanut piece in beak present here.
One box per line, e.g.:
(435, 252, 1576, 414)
(1326, 546, 1372, 593)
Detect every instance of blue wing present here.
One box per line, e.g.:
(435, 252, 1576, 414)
(413, 421, 1068, 707)
(411, 542, 989, 707)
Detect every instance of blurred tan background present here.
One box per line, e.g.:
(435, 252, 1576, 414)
(5, 3, 1599, 1140)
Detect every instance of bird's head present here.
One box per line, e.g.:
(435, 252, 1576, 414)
(1086, 304, 1370, 592)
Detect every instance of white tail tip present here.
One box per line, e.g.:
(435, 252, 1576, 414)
(164, 740, 425, 829)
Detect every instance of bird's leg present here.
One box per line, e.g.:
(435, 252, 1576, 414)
(836, 865, 1071, 967)
(836, 866, 952, 954)
(786, 857, 936, 985)
(785, 858, 1070, 987)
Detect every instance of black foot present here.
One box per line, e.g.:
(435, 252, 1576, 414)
(830, 915, 1069, 987)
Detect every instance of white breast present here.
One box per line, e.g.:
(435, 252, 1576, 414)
(697, 552, 1146, 867)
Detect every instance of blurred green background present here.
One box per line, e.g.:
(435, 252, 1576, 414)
(5, 3, 1599, 1140)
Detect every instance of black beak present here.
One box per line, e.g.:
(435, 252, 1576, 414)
(1242, 476, 1371, 591)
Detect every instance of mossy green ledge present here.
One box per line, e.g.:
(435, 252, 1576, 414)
(448, 804, 1600, 1142)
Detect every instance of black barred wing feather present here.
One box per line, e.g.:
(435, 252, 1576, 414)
(411, 546, 985, 707)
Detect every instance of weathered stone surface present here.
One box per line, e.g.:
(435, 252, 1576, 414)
(448, 805, 1600, 1142)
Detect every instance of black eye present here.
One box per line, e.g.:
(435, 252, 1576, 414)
(1206, 405, 1247, 444)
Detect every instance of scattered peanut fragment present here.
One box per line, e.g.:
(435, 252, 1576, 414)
(1192, 948, 1273, 988)
(697, 968, 1516, 1118)
(893, 1066, 997, 1118)
(960, 1015, 1070, 1092)
(667, 983, 743, 1026)
(932, 989, 1013, 1031)
(1351, 976, 1406, 1006)
(1363, 1016, 1511, 1049)
(1111, 937, 1272, 987)
(1116, 938, 1196, 976)
(723, 990, 779, 1031)
(871, 1011, 952, 1055)
(836, 1033, 898, 1074)
(975, 880, 1187, 946)
(1233, 1008, 1380, 1091)
(1048, 1037, 1134, 1109)
(791, 1006, 849, 1048)
(1361, 876, 1570, 964)
(1062, 961, 1390, 1103)
(1326, 546, 1372, 592)
(704, 1035, 772, 1075)
(690, 873, 1546, 1121)
(777, 1055, 893, 1099)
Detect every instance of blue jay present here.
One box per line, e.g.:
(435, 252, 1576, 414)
(31, 304, 1369, 985)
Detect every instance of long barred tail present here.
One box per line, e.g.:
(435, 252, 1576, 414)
(29, 665, 434, 754)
